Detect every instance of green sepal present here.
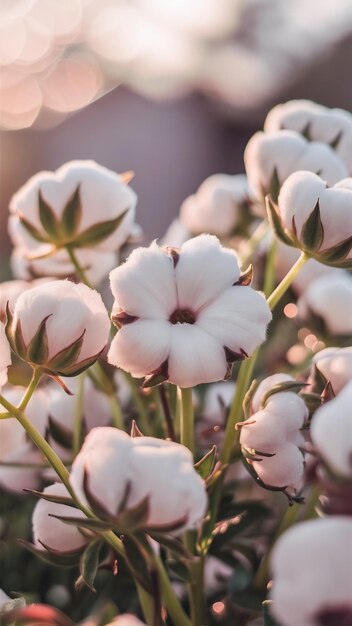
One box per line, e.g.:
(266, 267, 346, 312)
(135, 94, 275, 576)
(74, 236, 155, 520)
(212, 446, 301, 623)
(301, 200, 324, 252)
(260, 381, 307, 409)
(23, 488, 76, 508)
(118, 495, 150, 533)
(265, 195, 295, 246)
(317, 235, 352, 266)
(148, 532, 193, 561)
(47, 416, 73, 449)
(145, 513, 188, 535)
(269, 167, 281, 204)
(243, 379, 259, 420)
(19, 215, 50, 243)
(62, 185, 82, 238)
(27, 315, 51, 364)
(142, 360, 169, 388)
(18, 538, 83, 568)
(13, 319, 28, 360)
(75, 538, 103, 592)
(55, 348, 104, 377)
(74, 209, 128, 247)
(39, 190, 61, 242)
(49, 514, 112, 532)
(48, 330, 85, 371)
(194, 445, 216, 480)
(4, 302, 15, 351)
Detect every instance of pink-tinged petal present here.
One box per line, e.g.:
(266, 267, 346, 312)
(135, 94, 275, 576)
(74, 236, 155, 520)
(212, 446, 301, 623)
(197, 286, 271, 357)
(168, 324, 227, 388)
(175, 235, 241, 312)
(110, 242, 177, 319)
(108, 319, 172, 378)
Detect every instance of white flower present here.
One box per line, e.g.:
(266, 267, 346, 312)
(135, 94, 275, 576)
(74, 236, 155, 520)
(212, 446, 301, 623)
(108, 235, 271, 388)
(108, 616, 146, 626)
(275, 172, 352, 267)
(311, 382, 352, 478)
(297, 273, 352, 336)
(0, 323, 11, 390)
(7, 280, 110, 376)
(10, 245, 117, 287)
(70, 427, 207, 533)
(239, 374, 307, 494)
(244, 130, 348, 202)
(32, 483, 87, 552)
(270, 517, 352, 626)
(311, 347, 352, 395)
(179, 174, 252, 237)
(9, 160, 138, 253)
(0, 277, 53, 323)
(264, 100, 352, 173)
(0, 386, 49, 492)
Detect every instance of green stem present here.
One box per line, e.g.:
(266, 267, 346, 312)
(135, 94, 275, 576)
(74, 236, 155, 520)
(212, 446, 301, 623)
(266, 251, 309, 310)
(66, 246, 93, 288)
(18, 368, 43, 411)
(180, 387, 194, 454)
(110, 395, 124, 429)
(303, 485, 320, 520)
(73, 373, 86, 456)
(126, 373, 150, 434)
(188, 556, 207, 626)
(240, 220, 269, 267)
(154, 557, 192, 626)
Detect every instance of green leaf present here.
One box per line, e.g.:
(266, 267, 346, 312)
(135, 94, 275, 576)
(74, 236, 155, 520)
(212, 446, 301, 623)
(301, 200, 324, 251)
(148, 532, 192, 561)
(167, 559, 191, 583)
(24, 488, 76, 508)
(74, 209, 128, 247)
(76, 539, 103, 592)
(122, 535, 153, 593)
(47, 416, 73, 449)
(13, 319, 27, 360)
(49, 514, 112, 532)
(19, 215, 49, 243)
(194, 446, 217, 479)
(18, 539, 82, 568)
(260, 381, 307, 408)
(62, 185, 82, 238)
(48, 330, 85, 371)
(27, 315, 51, 364)
(265, 196, 295, 246)
(263, 600, 282, 625)
(56, 348, 104, 377)
(38, 190, 61, 241)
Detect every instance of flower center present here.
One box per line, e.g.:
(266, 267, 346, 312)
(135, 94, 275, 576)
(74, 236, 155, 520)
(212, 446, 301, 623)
(169, 308, 196, 325)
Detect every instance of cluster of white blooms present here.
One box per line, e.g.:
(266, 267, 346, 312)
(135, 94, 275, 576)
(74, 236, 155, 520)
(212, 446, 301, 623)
(70, 427, 207, 533)
(239, 374, 308, 496)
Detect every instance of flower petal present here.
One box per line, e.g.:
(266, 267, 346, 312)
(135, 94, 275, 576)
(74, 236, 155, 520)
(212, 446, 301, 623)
(108, 319, 172, 378)
(110, 242, 177, 319)
(197, 286, 271, 357)
(175, 235, 241, 312)
(168, 324, 227, 388)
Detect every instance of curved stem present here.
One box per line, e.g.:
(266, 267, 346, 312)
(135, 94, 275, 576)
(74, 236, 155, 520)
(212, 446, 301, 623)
(180, 387, 194, 455)
(266, 251, 309, 310)
(73, 372, 86, 456)
(154, 557, 192, 626)
(110, 395, 124, 429)
(18, 368, 43, 411)
(66, 246, 93, 288)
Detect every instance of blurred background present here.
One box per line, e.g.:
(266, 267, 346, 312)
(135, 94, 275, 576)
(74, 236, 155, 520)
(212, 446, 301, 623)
(2, 0, 352, 278)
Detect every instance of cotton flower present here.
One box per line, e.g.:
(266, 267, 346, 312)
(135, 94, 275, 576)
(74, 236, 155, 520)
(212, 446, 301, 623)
(0, 386, 49, 492)
(311, 382, 352, 478)
(108, 235, 271, 388)
(239, 374, 307, 495)
(270, 517, 352, 626)
(0, 323, 11, 390)
(32, 483, 87, 553)
(9, 160, 138, 255)
(0, 277, 53, 323)
(297, 273, 352, 337)
(244, 130, 348, 203)
(10, 245, 117, 287)
(264, 99, 352, 173)
(311, 347, 352, 395)
(179, 174, 253, 237)
(70, 427, 207, 533)
(274, 172, 352, 268)
(6, 280, 110, 377)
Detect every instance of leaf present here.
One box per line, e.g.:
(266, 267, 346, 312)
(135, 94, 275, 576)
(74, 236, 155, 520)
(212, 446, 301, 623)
(318, 235, 352, 264)
(260, 381, 307, 408)
(167, 559, 191, 582)
(62, 185, 82, 237)
(301, 200, 324, 251)
(76, 539, 103, 592)
(19, 215, 49, 243)
(13, 319, 27, 360)
(49, 514, 112, 532)
(74, 210, 128, 247)
(148, 532, 192, 561)
(122, 535, 153, 593)
(47, 416, 73, 449)
(265, 196, 295, 246)
(24, 488, 76, 508)
(263, 600, 282, 626)
(27, 315, 51, 364)
(18, 539, 82, 568)
(48, 330, 85, 371)
(38, 190, 61, 241)
(194, 446, 217, 480)
(56, 348, 104, 377)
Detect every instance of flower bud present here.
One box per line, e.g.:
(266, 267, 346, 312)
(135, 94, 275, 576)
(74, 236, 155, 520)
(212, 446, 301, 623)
(70, 427, 207, 533)
(270, 517, 352, 626)
(244, 130, 347, 203)
(297, 273, 352, 337)
(32, 483, 87, 552)
(179, 174, 253, 237)
(274, 172, 352, 268)
(0, 323, 11, 390)
(311, 382, 352, 478)
(6, 280, 110, 377)
(264, 99, 352, 173)
(311, 346, 352, 395)
(9, 160, 138, 254)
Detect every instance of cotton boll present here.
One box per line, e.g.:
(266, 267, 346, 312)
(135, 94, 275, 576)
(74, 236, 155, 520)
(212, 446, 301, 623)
(297, 273, 352, 337)
(252, 444, 304, 491)
(311, 346, 352, 394)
